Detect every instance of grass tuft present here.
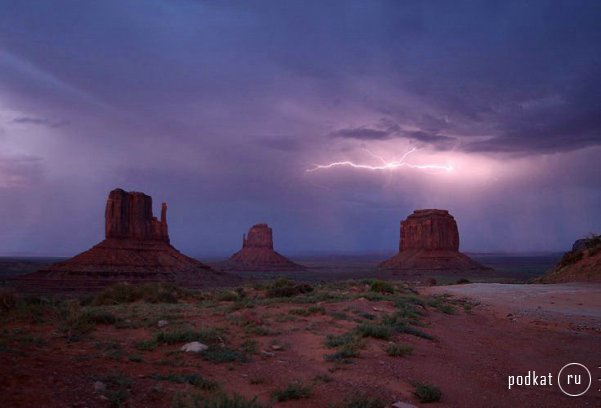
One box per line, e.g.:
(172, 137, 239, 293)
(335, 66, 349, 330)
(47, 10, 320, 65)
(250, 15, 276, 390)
(272, 382, 312, 401)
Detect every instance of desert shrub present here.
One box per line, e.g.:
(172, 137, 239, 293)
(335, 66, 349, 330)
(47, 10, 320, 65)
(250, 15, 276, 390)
(216, 291, 239, 302)
(396, 324, 435, 340)
(355, 323, 392, 340)
(81, 309, 118, 325)
(241, 339, 258, 354)
(172, 392, 266, 408)
(386, 343, 413, 357)
(359, 292, 390, 301)
(100, 372, 133, 408)
(135, 339, 158, 351)
(324, 346, 359, 361)
(325, 332, 355, 348)
(155, 328, 223, 345)
(369, 280, 395, 294)
(336, 394, 386, 408)
(427, 296, 456, 314)
(92, 283, 187, 305)
(289, 305, 325, 316)
(202, 346, 247, 363)
(413, 382, 442, 403)
(272, 382, 312, 401)
(265, 278, 313, 298)
(0, 290, 16, 312)
(58, 301, 97, 341)
(151, 373, 219, 390)
(127, 354, 143, 362)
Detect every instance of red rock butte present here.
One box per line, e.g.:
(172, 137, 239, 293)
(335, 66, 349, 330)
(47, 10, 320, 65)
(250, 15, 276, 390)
(18, 188, 234, 293)
(379, 209, 491, 275)
(228, 224, 304, 271)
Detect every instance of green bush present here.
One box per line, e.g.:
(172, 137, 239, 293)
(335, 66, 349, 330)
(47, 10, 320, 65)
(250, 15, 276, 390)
(369, 280, 395, 294)
(336, 394, 386, 408)
(135, 339, 158, 351)
(355, 324, 392, 340)
(386, 343, 413, 357)
(265, 278, 313, 298)
(272, 382, 312, 401)
(325, 332, 355, 348)
(414, 382, 442, 403)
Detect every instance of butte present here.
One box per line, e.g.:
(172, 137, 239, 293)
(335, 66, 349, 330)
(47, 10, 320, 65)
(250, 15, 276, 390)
(379, 209, 492, 276)
(227, 223, 305, 271)
(18, 188, 234, 293)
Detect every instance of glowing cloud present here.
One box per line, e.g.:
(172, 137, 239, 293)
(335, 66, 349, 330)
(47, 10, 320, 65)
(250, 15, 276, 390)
(306, 148, 454, 173)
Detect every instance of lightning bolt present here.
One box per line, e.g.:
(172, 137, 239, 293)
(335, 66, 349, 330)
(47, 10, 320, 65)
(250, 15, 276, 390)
(306, 148, 454, 173)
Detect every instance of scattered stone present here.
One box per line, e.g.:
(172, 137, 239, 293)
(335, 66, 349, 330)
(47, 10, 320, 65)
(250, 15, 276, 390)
(157, 320, 169, 328)
(93, 381, 106, 393)
(271, 344, 283, 351)
(180, 341, 208, 353)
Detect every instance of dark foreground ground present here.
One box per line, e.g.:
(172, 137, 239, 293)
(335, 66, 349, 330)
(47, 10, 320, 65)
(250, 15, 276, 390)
(3, 253, 599, 407)
(1, 278, 599, 408)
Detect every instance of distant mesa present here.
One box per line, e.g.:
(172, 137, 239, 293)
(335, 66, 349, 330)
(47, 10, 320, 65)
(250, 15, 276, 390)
(18, 188, 235, 293)
(227, 223, 305, 271)
(542, 235, 601, 283)
(379, 209, 492, 275)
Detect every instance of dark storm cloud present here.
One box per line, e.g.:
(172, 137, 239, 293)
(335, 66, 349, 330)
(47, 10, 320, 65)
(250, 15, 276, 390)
(331, 120, 457, 150)
(331, 127, 393, 141)
(11, 116, 69, 128)
(0, 0, 600, 255)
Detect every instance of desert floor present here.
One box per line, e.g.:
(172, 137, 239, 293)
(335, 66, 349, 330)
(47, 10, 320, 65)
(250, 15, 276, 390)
(0, 279, 599, 408)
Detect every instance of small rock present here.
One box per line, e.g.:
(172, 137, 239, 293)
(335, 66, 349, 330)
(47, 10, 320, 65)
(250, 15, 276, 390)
(271, 344, 283, 351)
(180, 341, 208, 353)
(391, 402, 418, 408)
(157, 320, 169, 328)
(261, 351, 275, 357)
(94, 381, 106, 393)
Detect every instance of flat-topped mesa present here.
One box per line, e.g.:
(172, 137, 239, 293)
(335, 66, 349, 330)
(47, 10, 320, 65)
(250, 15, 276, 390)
(242, 223, 273, 249)
(17, 188, 236, 293)
(229, 223, 305, 271)
(105, 188, 169, 242)
(400, 209, 459, 251)
(380, 209, 492, 275)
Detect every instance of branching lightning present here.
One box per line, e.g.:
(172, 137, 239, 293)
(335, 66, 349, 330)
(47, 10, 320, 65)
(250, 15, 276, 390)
(306, 148, 454, 173)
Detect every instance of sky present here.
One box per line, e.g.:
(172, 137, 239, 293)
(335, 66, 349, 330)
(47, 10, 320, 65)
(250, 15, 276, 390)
(0, 0, 600, 257)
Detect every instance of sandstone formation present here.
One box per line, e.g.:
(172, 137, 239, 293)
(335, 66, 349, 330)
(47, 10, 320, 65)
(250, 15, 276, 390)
(379, 209, 492, 275)
(18, 188, 234, 293)
(228, 224, 304, 271)
(542, 235, 601, 283)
